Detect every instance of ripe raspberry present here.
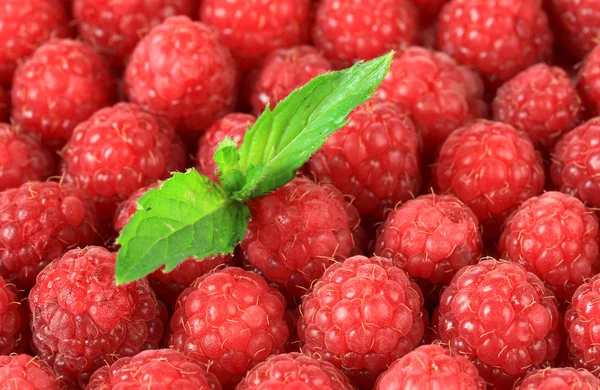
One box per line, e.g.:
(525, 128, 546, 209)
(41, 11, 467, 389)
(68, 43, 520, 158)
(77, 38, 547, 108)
(87, 349, 222, 390)
(577, 45, 600, 117)
(546, 0, 600, 59)
(200, 0, 311, 71)
(374, 344, 486, 390)
(237, 353, 353, 390)
(11, 39, 114, 147)
(307, 99, 421, 218)
(0, 0, 70, 87)
(168, 267, 290, 389)
(0, 276, 28, 355)
(298, 255, 426, 389)
(499, 191, 600, 300)
(241, 176, 360, 297)
(515, 367, 600, 389)
(377, 47, 486, 152)
(0, 181, 98, 289)
(30, 246, 167, 387)
(0, 124, 54, 191)
(62, 103, 176, 219)
(434, 120, 545, 237)
(550, 117, 600, 209)
(436, 0, 553, 87)
(0, 86, 8, 122)
(312, 0, 420, 69)
(124, 16, 238, 133)
(435, 259, 561, 389)
(374, 194, 482, 286)
(249, 45, 333, 115)
(73, 0, 195, 66)
(0, 354, 60, 389)
(196, 113, 256, 182)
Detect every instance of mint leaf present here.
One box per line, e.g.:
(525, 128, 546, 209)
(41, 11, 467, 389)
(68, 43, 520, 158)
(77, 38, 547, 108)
(115, 169, 249, 285)
(235, 51, 393, 199)
(214, 137, 245, 194)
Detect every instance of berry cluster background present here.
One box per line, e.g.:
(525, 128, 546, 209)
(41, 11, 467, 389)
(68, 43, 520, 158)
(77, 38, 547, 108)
(1, 0, 600, 389)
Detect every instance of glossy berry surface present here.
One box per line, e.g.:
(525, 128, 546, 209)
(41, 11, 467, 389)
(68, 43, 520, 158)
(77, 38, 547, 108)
(0, 276, 27, 355)
(547, 0, 600, 59)
(577, 45, 600, 117)
(515, 367, 600, 389)
(0, 354, 60, 389)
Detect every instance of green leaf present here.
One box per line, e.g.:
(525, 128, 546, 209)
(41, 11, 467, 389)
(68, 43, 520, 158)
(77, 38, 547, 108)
(115, 169, 249, 285)
(214, 137, 245, 194)
(235, 52, 394, 200)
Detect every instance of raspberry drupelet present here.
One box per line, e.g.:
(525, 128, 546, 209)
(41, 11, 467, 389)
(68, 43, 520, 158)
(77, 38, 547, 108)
(30, 246, 168, 387)
(546, 0, 600, 59)
(11, 39, 115, 148)
(434, 120, 545, 237)
(124, 16, 238, 133)
(240, 176, 361, 297)
(577, 45, 600, 117)
(298, 255, 426, 389)
(0, 354, 60, 389)
(168, 267, 290, 389)
(515, 367, 600, 389)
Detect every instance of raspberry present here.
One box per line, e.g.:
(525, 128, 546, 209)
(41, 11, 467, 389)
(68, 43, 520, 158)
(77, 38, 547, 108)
(11, 39, 115, 147)
(168, 267, 290, 389)
(546, 0, 600, 59)
(237, 353, 353, 390)
(550, 117, 600, 209)
(0, 276, 28, 355)
(249, 45, 333, 115)
(515, 367, 600, 389)
(196, 113, 256, 182)
(30, 246, 167, 387)
(87, 349, 222, 390)
(436, 0, 553, 88)
(499, 191, 600, 300)
(200, 0, 312, 71)
(73, 0, 195, 66)
(0, 181, 98, 289)
(0, 124, 54, 191)
(0, 86, 8, 122)
(434, 120, 545, 237)
(577, 45, 600, 117)
(306, 99, 421, 218)
(0, 354, 60, 389)
(124, 16, 238, 133)
(240, 176, 360, 297)
(374, 344, 486, 390)
(435, 259, 561, 389)
(377, 47, 487, 152)
(0, 0, 70, 87)
(62, 102, 175, 219)
(374, 194, 482, 286)
(298, 255, 426, 389)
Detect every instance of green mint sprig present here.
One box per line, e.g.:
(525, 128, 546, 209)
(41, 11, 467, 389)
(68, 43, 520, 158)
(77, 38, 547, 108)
(115, 52, 393, 285)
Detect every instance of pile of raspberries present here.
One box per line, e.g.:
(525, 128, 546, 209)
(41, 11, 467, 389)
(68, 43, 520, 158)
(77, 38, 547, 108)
(3, 0, 600, 389)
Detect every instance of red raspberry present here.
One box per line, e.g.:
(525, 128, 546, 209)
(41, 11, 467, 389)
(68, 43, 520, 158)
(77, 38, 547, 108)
(62, 103, 175, 219)
(249, 45, 333, 115)
(30, 246, 167, 387)
(11, 39, 114, 148)
(550, 117, 600, 209)
(577, 45, 600, 117)
(0, 0, 70, 87)
(0, 181, 98, 289)
(312, 0, 420, 69)
(499, 191, 600, 300)
(73, 0, 195, 66)
(515, 367, 600, 389)
(374, 194, 482, 286)
(306, 99, 421, 218)
(377, 47, 486, 152)
(168, 267, 290, 389)
(237, 352, 353, 390)
(196, 113, 256, 182)
(200, 0, 311, 71)
(241, 176, 360, 297)
(298, 255, 426, 389)
(435, 259, 561, 389)
(434, 120, 545, 237)
(124, 16, 238, 133)
(0, 124, 54, 191)
(374, 344, 486, 390)
(0, 354, 60, 389)
(546, 0, 600, 59)
(0, 276, 28, 355)
(0, 86, 8, 122)
(87, 349, 222, 390)
(436, 0, 553, 88)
